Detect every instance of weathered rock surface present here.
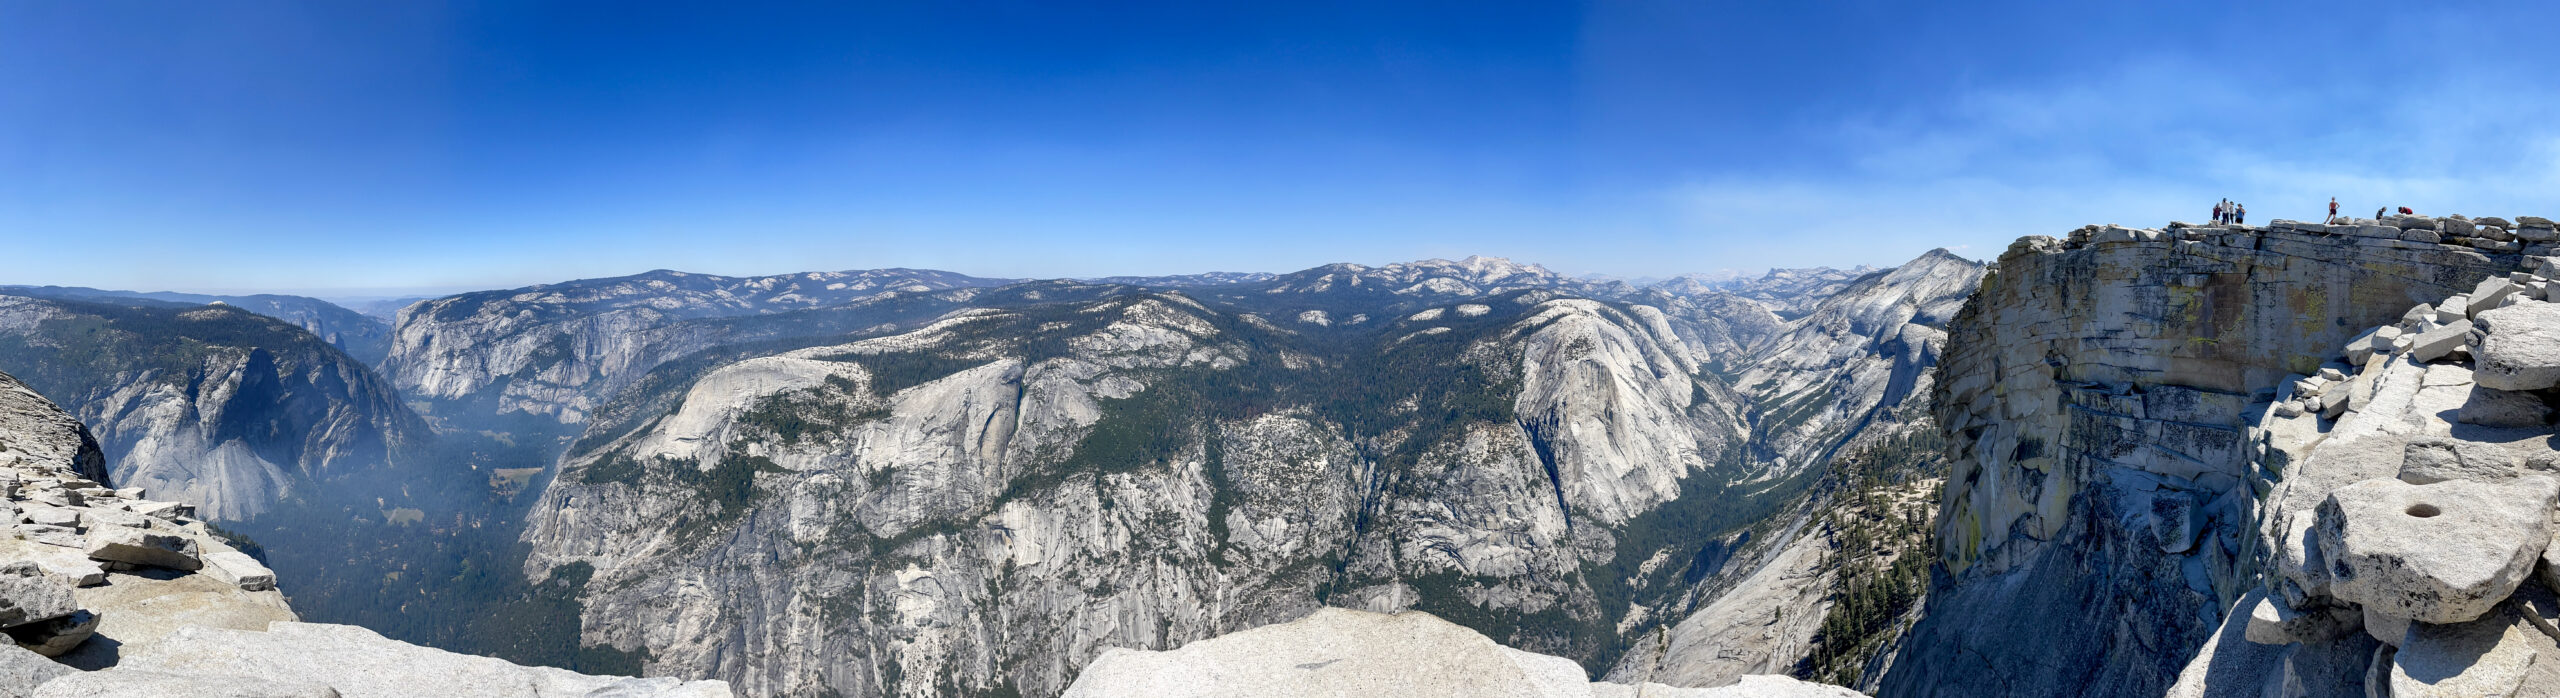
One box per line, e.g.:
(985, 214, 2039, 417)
(31, 668, 342, 698)
(2390, 605, 2541, 697)
(1920, 215, 2560, 698)
(92, 621, 730, 698)
(2315, 477, 2559, 623)
(2471, 301, 2560, 391)
(0, 644, 70, 698)
(1901, 218, 2523, 698)
(1059, 608, 1857, 698)
(0, 564, 74, 629)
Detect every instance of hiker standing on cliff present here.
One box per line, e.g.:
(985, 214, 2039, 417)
(2214, 200, 2227, 225)
(2235, 202, 2246, 225)
(2330, 197, 2339, 223)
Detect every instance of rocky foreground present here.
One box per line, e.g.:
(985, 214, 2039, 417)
(1060, 607, 1859, 698)
(2176, 220, 2560, 696)
(0, 369, 733, 697)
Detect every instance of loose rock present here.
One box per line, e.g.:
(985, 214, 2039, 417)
(2317, 476, 2560, 623)
(2472, 302, 2560, 391)
(0, 563, 75, 629)
(80, 527, 198, 571)
(2456, 387, 2552, 428)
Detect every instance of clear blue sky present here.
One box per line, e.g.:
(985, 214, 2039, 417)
(7, 1, 2559, 295)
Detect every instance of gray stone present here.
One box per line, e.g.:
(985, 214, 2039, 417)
(2365, 606, 2412, 647)
(0, 643, 71, 698)
(0, 563, 75, 630)
(2318, 476, 2560, 623)
(2399, 437, 2519, 484)
(2479, 217, 2516, 228)
(2402, 303, 2437, 329)
(2410, 320, 2475, 363)
(2457, 387, 2551, 428)
(2522, 216, 2557, 229)
(125, 501, 189, 521)
(2319, 367, 2348, 382)
(0, 542, 103, 588)
(202, 552, 275, 592)
(80, 527, 199, 571)
(2472, 302, 2560, 391)
(2244, 590, 2360, 645)
(2471, 277, 2523, 318)
(2392, 215, 2441, 231)
(2153, 494, 2202, 554)
(2471, 238, 2523, 253)
(2390, 604, 2540, 698)
(15, 510, 71, 530)
(5, 610, 97, 658)
(2347, 326, 2401, 364)
(2402, 229, 2442, 244)
(2442, 217, 2480, 238)
(115, 621, 734, 698)
(2521, 227, 2560, 243)
(2436, 295, 2471, 322)
(5, 528, 75, 550)
(31, 669, 341, 698)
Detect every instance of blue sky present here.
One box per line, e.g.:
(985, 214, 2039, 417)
(6, 1, 2560, 295)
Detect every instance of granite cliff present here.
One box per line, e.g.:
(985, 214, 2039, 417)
(1888, 215, 2548, 696)
(0, 294, 425, 521)
(508, 253, 1982, 697)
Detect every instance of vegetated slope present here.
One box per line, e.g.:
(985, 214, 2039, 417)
(0, 293, 425, 520)
(381, 268, 1018, 424)
(0, 285, 395, 365)
(1606, 425, 1944, 691)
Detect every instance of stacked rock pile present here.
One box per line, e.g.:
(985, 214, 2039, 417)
(2176, 218, 2560, 696)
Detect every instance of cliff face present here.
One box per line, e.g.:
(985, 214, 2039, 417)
(381, 269, 1014, 424)
(1736, 250, 1983, 475)
(506, 252, 1992, 698)
(520, 291, 1760, 697)
(1890, 220, 2517, 697)
(0, 296, 425, 521)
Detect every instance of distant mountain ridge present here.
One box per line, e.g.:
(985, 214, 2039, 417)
(1, 285, 394, 365)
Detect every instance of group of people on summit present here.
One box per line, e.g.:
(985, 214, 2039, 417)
(2213, 199, 2246, 225)
(2218, 197, 2419, 226)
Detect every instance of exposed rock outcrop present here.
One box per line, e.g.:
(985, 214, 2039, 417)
(382, 269, 1014, 423)
(2167, 252, 2560, 697)
(1895, 218, 2520, 697)
(1059, 608, 1859, 698)
(517, 251, 1985, 697)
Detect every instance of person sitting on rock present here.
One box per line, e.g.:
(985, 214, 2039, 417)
(2399, 206, 2414, 215)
